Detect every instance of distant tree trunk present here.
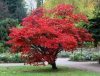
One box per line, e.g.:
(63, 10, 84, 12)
(94, 40, 98, 47)
(99, 59, 100, 64)
(50, 61, 57, 70)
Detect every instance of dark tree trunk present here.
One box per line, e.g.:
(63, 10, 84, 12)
(94, 40, 98, 47)
(99, 59, 100, 64)
(50, 61, 57, 70)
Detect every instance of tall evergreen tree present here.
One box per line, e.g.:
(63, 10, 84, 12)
(0, 0, 11, 19)
(2, 0, 26, 20)
(86, 0, 100, 47)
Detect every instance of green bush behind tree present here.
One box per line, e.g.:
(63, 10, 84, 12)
(0, 18, 19, 53)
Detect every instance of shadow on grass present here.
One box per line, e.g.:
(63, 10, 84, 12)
(21, 66, 76, 73)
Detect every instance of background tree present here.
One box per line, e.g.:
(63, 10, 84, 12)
(0, 0, 11, 20)
(2, 0, 26, 20)
(7, 4, 93, 69)
(85, 0, 100, 47)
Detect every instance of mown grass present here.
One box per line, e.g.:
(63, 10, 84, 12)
(0, 66, 100, 76)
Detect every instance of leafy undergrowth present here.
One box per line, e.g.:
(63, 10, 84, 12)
(0, 66, 100, 76)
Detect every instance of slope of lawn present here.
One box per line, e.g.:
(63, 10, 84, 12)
(0, 66, 100, 76)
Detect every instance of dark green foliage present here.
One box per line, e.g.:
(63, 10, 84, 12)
(0, 18, 19, 53)
(84, 20, 100, 47)
(88, 18, 100, 47)
(0, 0, 11, 19)
(0, 18, 19, 41)
(2, 0, 26, 20)
(0, 41, 9, 53)
(84, 1, 100, 47)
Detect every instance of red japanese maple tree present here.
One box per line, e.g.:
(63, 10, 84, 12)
(7, 4, 93, 69)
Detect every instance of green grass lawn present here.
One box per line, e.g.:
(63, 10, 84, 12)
(0, 66, 100, 76)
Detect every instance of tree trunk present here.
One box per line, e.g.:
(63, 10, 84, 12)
(50, 61, 57, 70)
(99, 59, 100, 64)
(94, 41, 98, 47)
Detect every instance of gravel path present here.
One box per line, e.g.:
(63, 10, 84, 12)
(56, 58, 100, 72)
(0, 58, 100, 72)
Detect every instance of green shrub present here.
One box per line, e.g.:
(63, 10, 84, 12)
(0, 18, 19, 41)
(0, 53, 9, 62)
(0, 53, 23, 63)
(70, 51, 100, 61)
(0, 41, 9, 53)
(0, 18, 19, 53)
(8, 53, 23, 63)
(70, 51, 85, 61)
(58, 51, 71, 58)
(91, 52, 100, 61)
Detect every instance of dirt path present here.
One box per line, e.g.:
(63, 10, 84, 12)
(0, 58, 100, 72)
(56, 58, 100, 72)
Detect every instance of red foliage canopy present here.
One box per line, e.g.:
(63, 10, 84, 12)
(7, 4, 93, 65)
